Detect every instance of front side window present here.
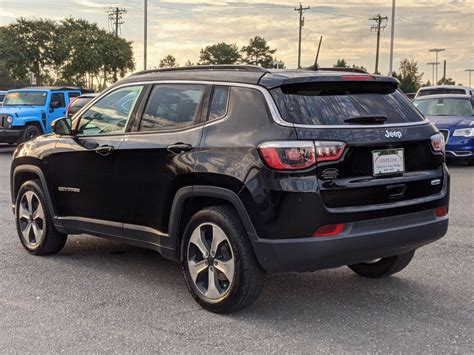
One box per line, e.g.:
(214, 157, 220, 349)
(413, 98, 473, 117)
(76, 86, 143, 135)
(51, 93, 66, 108)
(139, 84, 205, 131)
(3, 91, 47, 106)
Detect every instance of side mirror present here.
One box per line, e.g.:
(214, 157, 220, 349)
(50, 101, 61, 112)
(51, 117, 73, 136)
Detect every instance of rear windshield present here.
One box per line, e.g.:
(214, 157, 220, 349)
(271, 82, 424, 125)
(417, 88, 466, 97)
(413, 98, 473, 116)
(72, 97, 93, 109)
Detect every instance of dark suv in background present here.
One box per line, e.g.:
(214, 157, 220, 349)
(10, 66, 449, 313)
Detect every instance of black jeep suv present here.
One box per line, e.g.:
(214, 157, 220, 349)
(10, 65, 449, 313)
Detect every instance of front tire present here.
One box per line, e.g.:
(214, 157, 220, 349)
(348, 250, 415, 278)
(20, 124, 42, 143)
(15, 180, 67, 255)
(181, 206, 264, 313)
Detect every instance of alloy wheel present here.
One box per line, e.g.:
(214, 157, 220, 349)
(18, 191, 45, 248)
(187, 223, 235, 301)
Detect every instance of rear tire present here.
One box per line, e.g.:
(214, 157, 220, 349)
(348, 250, 415, 278)
(15, 180, 67, 255)
(20, 124, 42, 143)
(181, 206, 264, 313)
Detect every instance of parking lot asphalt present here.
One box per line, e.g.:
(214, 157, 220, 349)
(0, 145, 472, 353)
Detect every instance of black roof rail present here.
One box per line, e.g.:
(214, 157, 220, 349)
(305, 65, 368, 74)
(131, 65, 270, 77)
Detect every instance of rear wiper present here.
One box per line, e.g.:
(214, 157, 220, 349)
(344, 115, 388, 124)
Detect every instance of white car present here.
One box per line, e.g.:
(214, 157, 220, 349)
(416, 85, 473, 98)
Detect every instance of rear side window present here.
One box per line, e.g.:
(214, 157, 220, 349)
(0, 94, 5, 102)
(140, 84, 205, 131)
(209, 86, 229, 120)
(271, 82, 424, 125)
(68, 92, 80, 99)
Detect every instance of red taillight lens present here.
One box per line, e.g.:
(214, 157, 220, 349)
(435, 206, 448, 217)
(315, 141, 346, 162)
(313, 224, 345, 237)
(258, 141, 316, 170)
(258, 141, 346, 171)
(431, 133, 445, 153)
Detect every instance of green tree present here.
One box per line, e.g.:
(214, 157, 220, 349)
(270, 59, 286, 69)
(333, 59, 349, 68)
(184, 59, 195, 67)
(438, 77, 456, 85)
(392, 59, 423, 93)
(199, 42, 241, 65)
(241, 36, 277, 68)
(0, 18, 61, 85)
(159, 54, 178, 68)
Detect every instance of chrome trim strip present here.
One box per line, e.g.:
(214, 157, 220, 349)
(81, 79, 430, 130)
(446, 150, 472, 157)
(56, 216, 169, 237)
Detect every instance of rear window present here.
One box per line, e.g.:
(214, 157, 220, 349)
(71, 97, 93, 109)
(271, 82, 424, 125)
(417, 88, 466, 97)
(413, 98, 473, 117)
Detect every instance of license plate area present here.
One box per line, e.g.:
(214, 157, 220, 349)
(372, 148, 405, 176)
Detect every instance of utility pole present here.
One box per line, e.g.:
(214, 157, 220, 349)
(108, 7, 127, 37)
(370, 14, 387, 74)
(465, 69, 474, 87)
(294, 3, 310, 69)
(389, 0, 396, 75)
(428, 48, 445, 84)
(427, 62, 438, 84)
(144, 0, 148, 70)
(442, 60, 446, 83)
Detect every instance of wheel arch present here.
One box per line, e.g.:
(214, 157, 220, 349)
(165, 185, 258, 262)
(11, 165, 56, 218)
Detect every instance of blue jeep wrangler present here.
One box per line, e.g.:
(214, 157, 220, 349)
(0, 86, 83, 144)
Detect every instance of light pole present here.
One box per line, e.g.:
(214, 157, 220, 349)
(389, 0, 396, 75)
(465, 69, 474, 87)
(144, 0, 148, 70)
(427, 62, 438, 84)
(428, 48, 445, 84)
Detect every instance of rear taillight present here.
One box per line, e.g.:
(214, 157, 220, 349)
(258, 141, 346, 171)
(431, 133, 445, 153)
(258, 141, 316, 170)
(315, 141, 346, 162)
(313, 224, 345, 237)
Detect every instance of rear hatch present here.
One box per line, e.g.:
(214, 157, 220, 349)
(270, 78, 445, 209)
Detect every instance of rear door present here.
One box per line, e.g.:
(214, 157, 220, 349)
(117, 83, 209, 238)
(270, 80, 445, 208)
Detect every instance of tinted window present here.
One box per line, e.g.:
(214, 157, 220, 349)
(0, 94, 5, 102)
(209, 86, 229, 120)
(271, 82, 424, 125)
(139, 84, 205, 131)
(68, 92, 80, 99)
(413, 98, 473, 116)
(76, 86, 142, 135)
(51, 93, 65, 108)
(417, 88, 466, 97)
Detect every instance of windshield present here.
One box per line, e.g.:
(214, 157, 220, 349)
(413, 98, 473, 116)
(3, 91, 47, 106)
(271, 82, 424, 125)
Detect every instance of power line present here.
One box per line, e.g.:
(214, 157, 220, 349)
(108, 7, 127, 37)
(294, 3, 310, 69)
(369, 14, 387, 74)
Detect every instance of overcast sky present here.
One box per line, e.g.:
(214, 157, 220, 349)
(1, 0, 473, 84)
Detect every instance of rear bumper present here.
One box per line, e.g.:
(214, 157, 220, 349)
(0, 128, 22, 143)
(252, 210, 448, 272)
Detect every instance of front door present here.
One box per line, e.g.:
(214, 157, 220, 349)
(49, 85, 145, 225)
(46, 92, 67, 132)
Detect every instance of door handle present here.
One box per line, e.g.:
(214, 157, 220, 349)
(386, 184, 406, 199)
(94, 145, 114, 156)
(167, 143, 193, 154)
